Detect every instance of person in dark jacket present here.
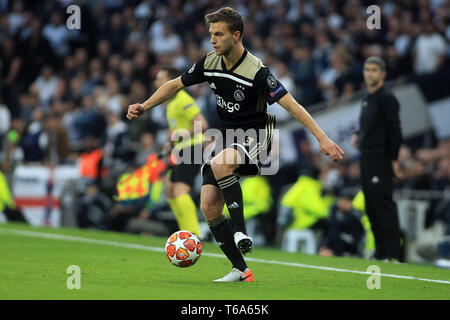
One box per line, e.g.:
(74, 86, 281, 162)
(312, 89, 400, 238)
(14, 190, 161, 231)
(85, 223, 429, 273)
(352, 56, 403, 261)
(319, 189, 365, 257)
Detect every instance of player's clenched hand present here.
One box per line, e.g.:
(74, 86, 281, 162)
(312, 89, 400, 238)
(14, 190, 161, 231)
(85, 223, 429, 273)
(319, 137, 344, 162)
(126, 103, 145, 120)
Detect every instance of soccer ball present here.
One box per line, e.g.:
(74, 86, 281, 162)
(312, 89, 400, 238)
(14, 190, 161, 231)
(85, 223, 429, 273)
(165, 230, 202, 267)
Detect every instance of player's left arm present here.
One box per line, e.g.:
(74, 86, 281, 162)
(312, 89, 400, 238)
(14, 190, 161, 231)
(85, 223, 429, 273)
(278, 93, 344, 162)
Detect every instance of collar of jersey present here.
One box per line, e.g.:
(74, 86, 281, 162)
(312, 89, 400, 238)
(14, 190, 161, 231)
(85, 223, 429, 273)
(221, 49, 248, 73)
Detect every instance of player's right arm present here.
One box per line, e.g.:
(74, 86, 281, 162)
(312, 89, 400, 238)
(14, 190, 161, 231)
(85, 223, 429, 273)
(126, 76, 185, 120)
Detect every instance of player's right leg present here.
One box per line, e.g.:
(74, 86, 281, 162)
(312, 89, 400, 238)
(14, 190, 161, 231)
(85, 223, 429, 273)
(200, 182, 252, 281)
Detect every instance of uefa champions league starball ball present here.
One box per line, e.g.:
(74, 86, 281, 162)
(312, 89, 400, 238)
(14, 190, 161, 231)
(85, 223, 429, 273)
(165, 230, 202, 267)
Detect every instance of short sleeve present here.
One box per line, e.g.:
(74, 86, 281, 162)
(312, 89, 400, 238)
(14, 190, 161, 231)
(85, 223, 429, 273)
(254, 67, 288, 105)
(181, 56, 207, 87)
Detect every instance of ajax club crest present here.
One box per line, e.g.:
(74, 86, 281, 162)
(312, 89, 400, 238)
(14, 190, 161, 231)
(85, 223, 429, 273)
(234, 84, 245, 101)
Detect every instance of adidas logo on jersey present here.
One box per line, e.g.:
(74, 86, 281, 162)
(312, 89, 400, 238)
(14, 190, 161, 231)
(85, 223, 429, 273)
(228, 202, 240, 209)
(210, 82, 216, 89)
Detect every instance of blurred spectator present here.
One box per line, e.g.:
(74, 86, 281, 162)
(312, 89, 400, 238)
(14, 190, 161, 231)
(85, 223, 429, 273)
(96, 39, 112, 70)
(61, 99, 80, 144)
(312, 30, 333, 76)
(72, 94, 107, 141)
(134, 131, 157, 166)
(30, 65, 62, 109)
(103, 112, 133, 171)
(19, 18, 54, 86)
(341, 159, 361, 190)
(100, 13, 128, 54)
(7, 0, 26, 36)
(290, 44, 317, 105)
(110, 154, 172, 234)
(0, 98, 11, 137)
(413, 21, 447, 75)
(1, 37, 23, 114)
(76, 181, 111, 230)
(85, 58, 104, 94)
(132, 50, 152, 85)
(123, 176, 177, 236)
(430, 157, 450, 191)
(296, 137, 321, 175)
(43, 113, 70, 164)
(150, 23, 182, 55)
(395, 145, 427, 189)
(78, 135, 106, 185)
(17, 92, 39, 123)
(20, 108, 47, 162)
(415, 138, 450, 190)
(105, 77, 125, 115)
(318, 189, 365, 257)
(118, 59, 134, 94)
(42, 11, 71, 57)
(277, 168, 334, 254)
(317, 50, 347, 101)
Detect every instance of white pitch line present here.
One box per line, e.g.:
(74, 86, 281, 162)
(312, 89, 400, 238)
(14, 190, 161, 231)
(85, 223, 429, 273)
(1, 228, 449, 285)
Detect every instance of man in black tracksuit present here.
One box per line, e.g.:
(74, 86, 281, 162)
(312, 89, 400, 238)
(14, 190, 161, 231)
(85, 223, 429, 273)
(352, 56, 403, 261)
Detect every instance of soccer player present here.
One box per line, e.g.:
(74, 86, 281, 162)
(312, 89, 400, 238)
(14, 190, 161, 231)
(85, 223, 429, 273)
(127, 7, 344, 282)
(154, 67, 208, 237)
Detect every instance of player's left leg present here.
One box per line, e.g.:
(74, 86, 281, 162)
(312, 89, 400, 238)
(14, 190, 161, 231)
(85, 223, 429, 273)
(200, 182, 251, 278)
(210, 148, 253, 253)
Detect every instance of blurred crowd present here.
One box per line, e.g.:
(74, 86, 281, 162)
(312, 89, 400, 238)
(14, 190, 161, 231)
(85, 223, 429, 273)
(0, 0, 449, 255)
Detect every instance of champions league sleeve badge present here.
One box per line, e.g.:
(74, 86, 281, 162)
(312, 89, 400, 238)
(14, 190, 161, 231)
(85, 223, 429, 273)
(188, 63, 196, 73)
(267, 75, 277, 89)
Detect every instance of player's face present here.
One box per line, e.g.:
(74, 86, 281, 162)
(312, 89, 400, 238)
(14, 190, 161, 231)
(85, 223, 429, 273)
(209, 22, 239, 56)
(363, 63, 385, 87)
(154, 70, 169, 89)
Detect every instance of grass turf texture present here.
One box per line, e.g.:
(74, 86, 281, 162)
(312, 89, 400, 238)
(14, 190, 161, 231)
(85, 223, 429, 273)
(0, 222, 449, 300)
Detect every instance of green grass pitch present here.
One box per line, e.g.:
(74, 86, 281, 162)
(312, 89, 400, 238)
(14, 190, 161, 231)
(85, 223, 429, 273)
(0, 222, 449, 300)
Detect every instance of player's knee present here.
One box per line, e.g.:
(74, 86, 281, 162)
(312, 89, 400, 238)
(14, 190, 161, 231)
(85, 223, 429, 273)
(200, 199, 214, 215)
(210, 154, 238, 178)
(200, 199, 222, 220)
(210, 161, 229, 178)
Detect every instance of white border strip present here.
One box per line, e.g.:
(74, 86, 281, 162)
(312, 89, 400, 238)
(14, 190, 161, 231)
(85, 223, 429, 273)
(1, 228, 449, 285)
(203, 72, 253, 87)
